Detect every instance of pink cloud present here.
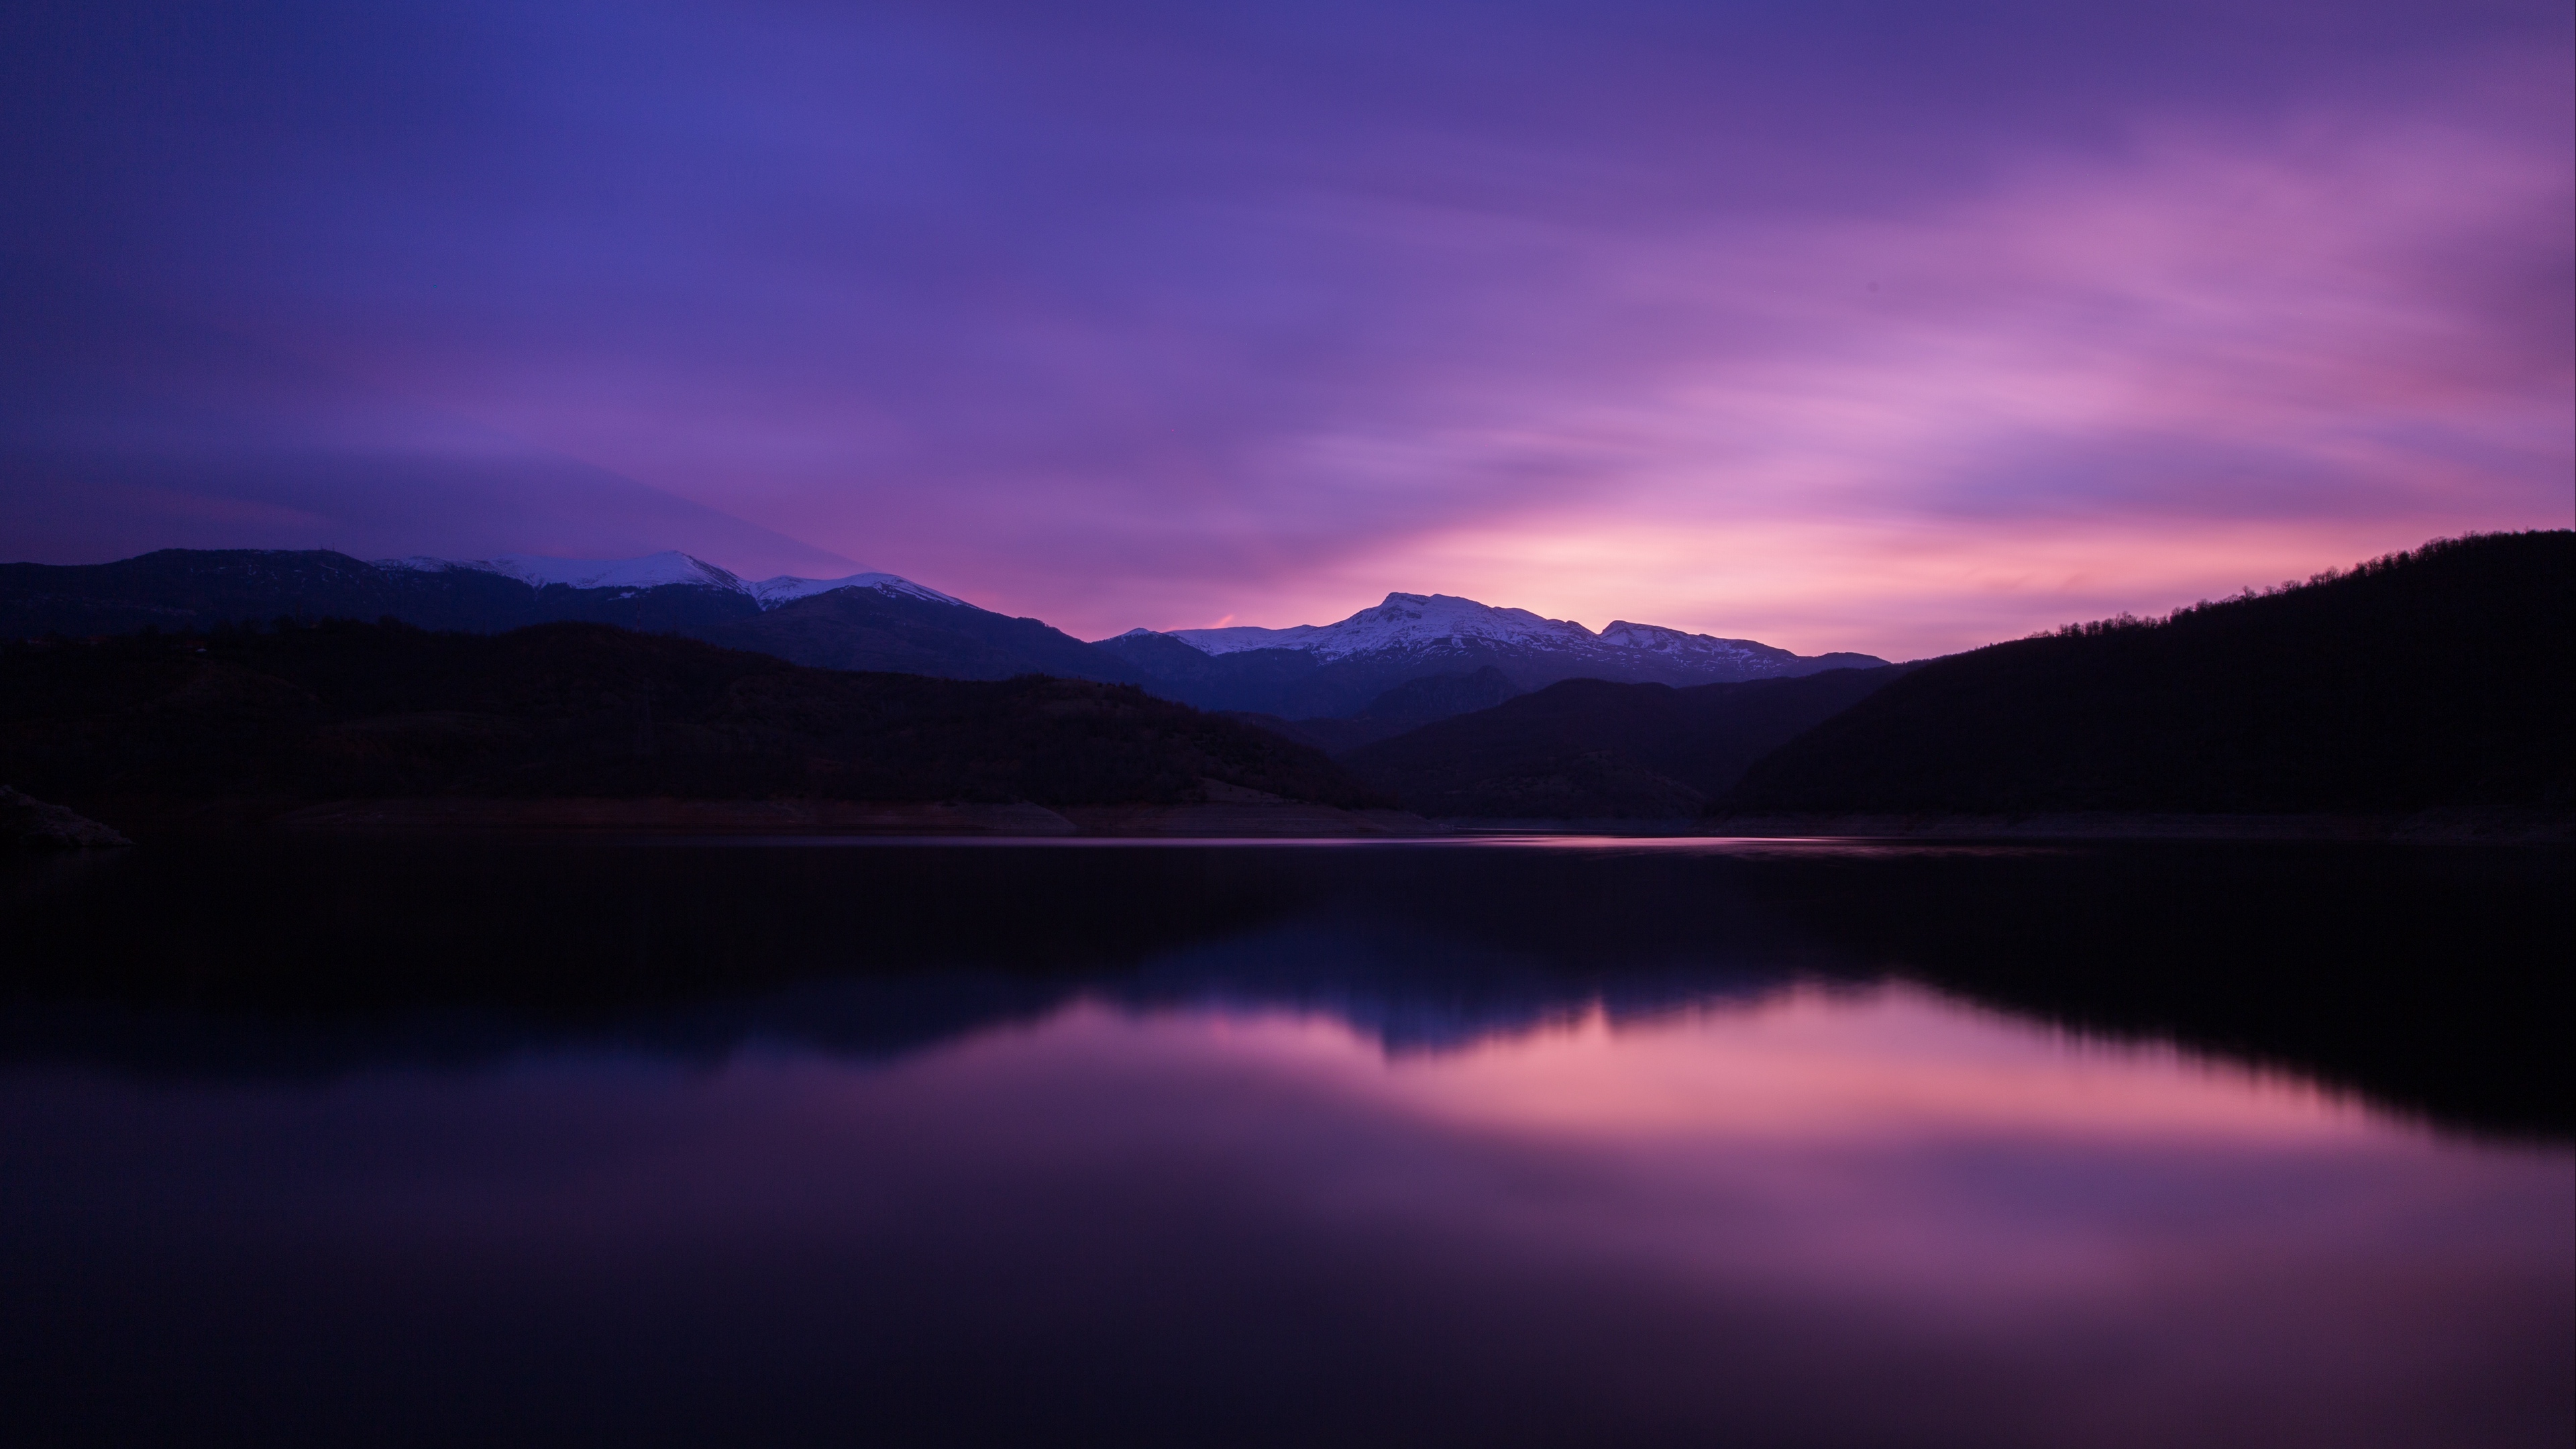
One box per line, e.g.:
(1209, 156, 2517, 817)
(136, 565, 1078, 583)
(1038, 105, 2567, 653)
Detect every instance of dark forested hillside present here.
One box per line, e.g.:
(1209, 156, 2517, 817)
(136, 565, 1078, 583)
(0, 620, 1382, 819)
(1728, 531, 2573, 814)
(1341, 667, 1906, 818)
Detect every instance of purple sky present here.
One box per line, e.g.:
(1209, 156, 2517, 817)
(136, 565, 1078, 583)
(3, 1, 2567, 657)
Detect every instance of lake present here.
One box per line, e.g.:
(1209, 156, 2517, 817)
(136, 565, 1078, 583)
(2, 837, 2567, 1447)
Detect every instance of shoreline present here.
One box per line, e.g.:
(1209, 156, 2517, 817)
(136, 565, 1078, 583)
(264, 797, 1443, 839)
(1504, 810, 2575, 844)
(28, 797, 2572, 845)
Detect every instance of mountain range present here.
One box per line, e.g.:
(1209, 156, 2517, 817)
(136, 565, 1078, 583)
(9, 532, 2561, 829)
(1, 548, 1885, 731)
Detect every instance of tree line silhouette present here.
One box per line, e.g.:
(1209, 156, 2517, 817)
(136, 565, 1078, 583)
(1728, 531, 2571, 814)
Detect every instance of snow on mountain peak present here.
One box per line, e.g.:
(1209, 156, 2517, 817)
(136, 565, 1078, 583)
(749, 572, 965, 608)
(1169, 591, 1600, 660)
(1144, 592, 1840, 674)
(382, 552, 963, 609)
(414, 551, 747, 592)
(1597, 620, 1794, 665)
(1167, 621, 1327, 655)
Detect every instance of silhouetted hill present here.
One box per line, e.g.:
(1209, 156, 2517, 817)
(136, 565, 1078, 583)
(1222, 666, 1527, 755)
(1360, 665, 1526, 725)
(1218, 712, 1377, 755)
(688, 586, 1144, 684)
(1342, 667, 1907, 818)
(1728, 531, 2574, 814)
(0, 619, 1383, 819)
(3, 549, 543, 633)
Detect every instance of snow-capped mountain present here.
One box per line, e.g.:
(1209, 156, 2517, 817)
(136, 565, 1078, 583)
(2, 545, 1152, 686)
(5, 547, 1880, 730)
(1097, 591, 1887, 718)
(382, 551, 963, 610)
(388, 549, 749, 593)
(747, 570, 964, 608)
(1595, 620, 1799, 672)
(387, 549, 1155, 684)
(1158, 592, 1863, 676)
(1171, 594, 1585, 660)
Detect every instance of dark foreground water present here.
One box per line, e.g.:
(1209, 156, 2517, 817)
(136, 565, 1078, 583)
(2, 837, 2568, 1448)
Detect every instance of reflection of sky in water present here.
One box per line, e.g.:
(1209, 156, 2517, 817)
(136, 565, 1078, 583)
(5, 981, 2566, 1448)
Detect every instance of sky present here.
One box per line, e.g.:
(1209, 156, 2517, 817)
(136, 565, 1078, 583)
(2, 1, 2567, 659)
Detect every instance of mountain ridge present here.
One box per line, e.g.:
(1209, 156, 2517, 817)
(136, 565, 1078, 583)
(379, 550, 967, 608)
(7, 549, 1881, 729)
(1142, 590, 1882, 677)
(0, 548, 1144, 685)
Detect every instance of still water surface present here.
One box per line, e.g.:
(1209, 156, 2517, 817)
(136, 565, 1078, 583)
(2, 838, 2567, 1447)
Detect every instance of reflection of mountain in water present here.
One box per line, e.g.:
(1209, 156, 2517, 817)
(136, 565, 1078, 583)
(1115, 914, 1801, 1054)
(3, 839, 2565, 1136)
(0, 899, 1816, 1081)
